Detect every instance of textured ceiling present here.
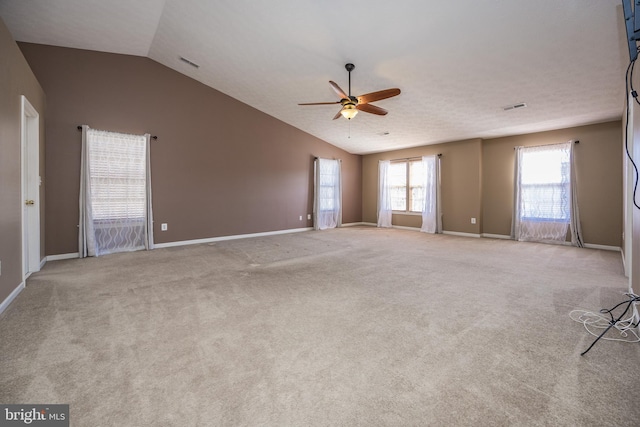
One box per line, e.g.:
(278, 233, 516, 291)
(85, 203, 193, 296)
(0, 0, 629, 154)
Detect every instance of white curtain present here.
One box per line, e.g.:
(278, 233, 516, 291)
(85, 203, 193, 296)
(420, 155, 442, 233)
(569, 143, 584, 247)
(313, 158, 341, 230)
(512, 142, 581, 246)
(377, 160, 392, 227)
(79, 126, 154, 257)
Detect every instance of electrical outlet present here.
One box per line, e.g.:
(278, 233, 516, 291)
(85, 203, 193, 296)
(161, 223, 168, 231)
(299, 216, 303, 221)
(471, 218, 476, 224)
(307, 214, 311, 220)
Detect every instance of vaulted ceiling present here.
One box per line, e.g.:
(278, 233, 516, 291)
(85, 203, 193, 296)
(0, 0, 628, 154)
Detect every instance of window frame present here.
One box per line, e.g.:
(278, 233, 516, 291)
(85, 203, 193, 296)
(87, 130, 148, 222)
(316, 159, 340, 213)
(518, 146, 571, 224)
(389, 158, 424, 215)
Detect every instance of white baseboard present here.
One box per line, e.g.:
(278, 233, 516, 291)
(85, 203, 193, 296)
(354, 223, 419, 231)
(393, 225, 421, 232)
(155, 227, 314, 249)
(481, 233, 512, 240)
(442, 231, 481, 238)
(363, 224, 482, 238)
(583, 243, 621, 252)
(47, 253, 79, 261)
(476, 236, 620, 251)
(39, 257, 47, 269)
(0, 281, 25, 316)
(358, 227, 620, 251)
(44, 228, 623, 259)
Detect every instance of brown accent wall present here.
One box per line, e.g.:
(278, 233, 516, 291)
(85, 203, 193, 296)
(362, 122, 622, 247)
(0, 19, 46, 303)
(483, 122, 622, 246)
(362, 139, 483, 234)
(18, 43, 362, 256)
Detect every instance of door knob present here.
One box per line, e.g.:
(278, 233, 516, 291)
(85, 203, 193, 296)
(25, 200, 34, 206)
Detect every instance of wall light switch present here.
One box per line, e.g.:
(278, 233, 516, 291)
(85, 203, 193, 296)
(471, 218, 476, 224)
(161, 223, 168, 231)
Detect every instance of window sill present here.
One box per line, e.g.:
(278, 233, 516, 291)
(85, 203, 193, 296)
(392, 211, 422, 216)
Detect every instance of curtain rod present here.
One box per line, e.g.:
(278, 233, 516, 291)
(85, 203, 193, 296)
(77, 125, 158, 140)
(390, 154, 442, 162)
(513, 140, 578, 150)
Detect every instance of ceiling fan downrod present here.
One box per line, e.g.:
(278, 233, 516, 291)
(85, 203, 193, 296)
(345, 63, 355, 98)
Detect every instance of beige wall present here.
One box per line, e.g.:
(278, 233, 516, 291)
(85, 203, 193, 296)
(363, 121, 622, 247)
(18, 43, 362, 256)
(0, 19, 46, 303)
(483, 122, 622, 246)
(363, 139, 483, 234)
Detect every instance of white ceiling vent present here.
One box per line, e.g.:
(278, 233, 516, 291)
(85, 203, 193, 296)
(503, 102, 527, 111)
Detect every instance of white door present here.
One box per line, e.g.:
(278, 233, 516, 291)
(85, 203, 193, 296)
(21, 95, 40, 279)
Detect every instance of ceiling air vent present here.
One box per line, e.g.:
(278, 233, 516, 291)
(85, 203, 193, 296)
(179, 56, 200, 68)
(503, 102, 527, 111)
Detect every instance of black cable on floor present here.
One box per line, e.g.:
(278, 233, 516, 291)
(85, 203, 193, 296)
(579, 294, 640, 356)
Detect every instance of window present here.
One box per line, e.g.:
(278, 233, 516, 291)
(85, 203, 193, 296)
(317, 160, 339, 212)
(79, 126, 153, 257)
(314, 158, 341, 230)
(389, 159, 424, 212)
(519, 146, 570, 223)
(89, 135, 147, 221)
(513, 142, 579, 245)
(378, 155, 441, 231)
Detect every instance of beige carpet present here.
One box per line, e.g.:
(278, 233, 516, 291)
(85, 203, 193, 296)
(1, 226, 638, 426)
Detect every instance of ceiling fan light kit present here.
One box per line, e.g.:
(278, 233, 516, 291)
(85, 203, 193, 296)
(299, 63, 401, 121)
(340, 103, 358, 119)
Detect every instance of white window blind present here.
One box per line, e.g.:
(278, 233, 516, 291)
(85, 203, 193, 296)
(89, 133, 147, 220)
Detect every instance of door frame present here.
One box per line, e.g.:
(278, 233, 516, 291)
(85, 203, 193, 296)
(21, 95, 41, 279)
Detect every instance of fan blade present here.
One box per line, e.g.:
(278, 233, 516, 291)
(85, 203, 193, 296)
(356, 103, 388, 116)
(299, 101, 341, 105)
(333, 109, 343, 120)
(329, 81, 349, 99)
(357, 88, 401, 104)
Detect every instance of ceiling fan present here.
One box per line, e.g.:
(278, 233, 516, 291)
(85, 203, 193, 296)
(299, 63, 401, 120)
